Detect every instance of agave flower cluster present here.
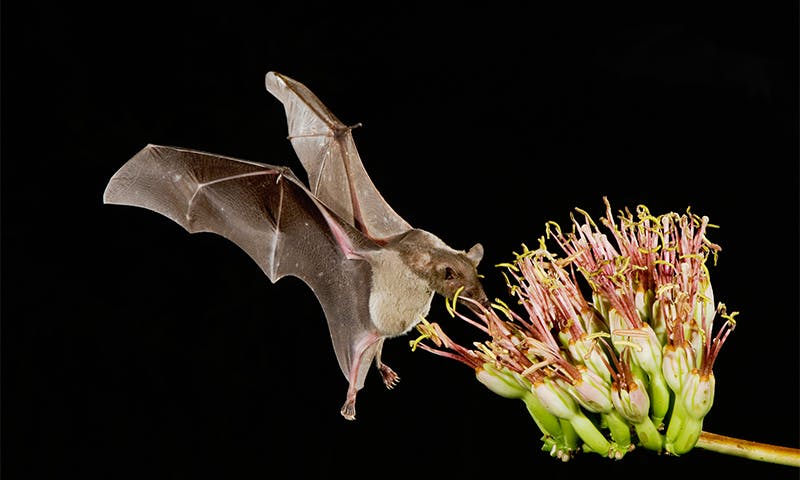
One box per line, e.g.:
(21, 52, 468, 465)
(413, 198, 737, 460)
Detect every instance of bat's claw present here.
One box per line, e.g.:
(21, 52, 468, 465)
(378, 363, 400, 390)
(341, 387, 357, 420)
(340, 402, 356, 421)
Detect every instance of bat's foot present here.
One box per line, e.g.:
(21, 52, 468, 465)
(377, 363, 400, 390)
(340, 402, 356, 421)
(340, 389, 357, 421)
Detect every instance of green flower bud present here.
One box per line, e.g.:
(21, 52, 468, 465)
(475, 363, 530, 399)
(609, 310, 663, 377)
(534, 377, 580, 419)
(635, 285, 654, 325)
(693, 278, 715, 327)
(650, 298, 669, 343)
(564, 366, 613, 414)
(581, 306, 608, 335)
(567, 335, 612, 383)
(630, 324, 663, 375)
(681, 371, 715, 419)
(611, 376, 650, 424)
(593, 292, 610, 323)
(662, 345, 693, 393)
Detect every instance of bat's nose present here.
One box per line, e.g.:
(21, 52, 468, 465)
(476, 293, 491, 308)
(459, 285, 489, 308)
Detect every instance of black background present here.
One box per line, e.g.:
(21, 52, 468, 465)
(3, 2, 798, 479)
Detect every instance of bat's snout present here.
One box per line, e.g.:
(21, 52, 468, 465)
(458, 285, 490, 309)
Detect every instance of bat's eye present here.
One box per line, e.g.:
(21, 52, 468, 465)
(444, 266, 456, 280)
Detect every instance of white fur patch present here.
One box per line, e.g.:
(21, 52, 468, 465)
(366, 250, 434, 336)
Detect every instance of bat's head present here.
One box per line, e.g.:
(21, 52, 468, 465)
(395, 230, 489, 307)
(431, 242, 489, 307)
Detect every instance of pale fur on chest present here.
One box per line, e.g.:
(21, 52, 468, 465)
(365, 249, 434, 337)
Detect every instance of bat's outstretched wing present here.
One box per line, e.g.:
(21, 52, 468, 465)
(103, 144, 378, 384)
(265, 71, 412, 242)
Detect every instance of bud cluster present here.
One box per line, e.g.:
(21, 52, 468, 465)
(413, 198, 737, 460)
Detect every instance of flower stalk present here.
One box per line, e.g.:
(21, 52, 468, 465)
(411, 198, 800, 466)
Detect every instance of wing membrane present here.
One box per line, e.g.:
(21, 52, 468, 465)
(265, 72, 412, 241)
(103, 144, 377, 379)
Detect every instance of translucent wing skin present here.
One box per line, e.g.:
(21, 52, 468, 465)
(103, 144, 379, 385)
(265, 71, 412, 241)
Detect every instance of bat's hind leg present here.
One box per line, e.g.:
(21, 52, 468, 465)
(340, 335, 385, 421)
(340, 385, 359, 421)
(374, 342, 400, 389)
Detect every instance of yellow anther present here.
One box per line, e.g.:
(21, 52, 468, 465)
(409, 335, 426, 351)
(445, 287, 463, 317)
(495, 262, 519, 271)
(545, 221, 562, 237)
(717, 303, 739, 326)
(611, 339, 643, 352)
(410, 319, 438, 350)
(522, 360, 550, 376)
(476, 343, 497, 360)
(638, 245, 662, 254)
(586, 331, 612, 340)
(574, 207, 599, 230)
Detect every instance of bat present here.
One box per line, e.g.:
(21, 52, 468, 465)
(103, 72, 488, 420)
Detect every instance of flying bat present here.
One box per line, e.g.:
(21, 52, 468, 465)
(103, 72, 488, 420)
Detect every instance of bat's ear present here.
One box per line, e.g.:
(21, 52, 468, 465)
(466, 243, 484, 267)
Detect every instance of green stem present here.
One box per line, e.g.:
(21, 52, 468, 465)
(696, 431, 800, 467)
(665, 412, 702, 455)
(665, 393, 687, 446)
(521, 391, 563, 442)
(569, 411, 611, 456)
(672, 417, 703, 454)
(633, 416, 664, 452)
(560, 418, 579, 451)
(604, 410, 631, 451)
(647, 372, 670, 426)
